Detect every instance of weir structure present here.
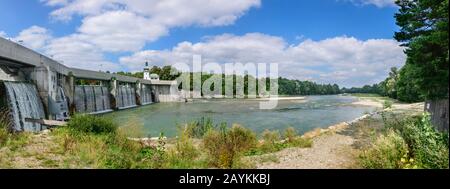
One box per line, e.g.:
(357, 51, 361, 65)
(0, 37, 181, 132)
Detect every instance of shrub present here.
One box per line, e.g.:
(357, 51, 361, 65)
(359, 129, 409, 169)
(165, 127, 202, 168)
(383, 100, 393, 109)
(203, 124, 257, 168)
(0, 108, 11, 146)
(67, 114, 117, 135)
(398, 113, 448, 169)
(184, 117, 216, 138)
(284, 127, 297, 143)
(260, 130, 281, 152)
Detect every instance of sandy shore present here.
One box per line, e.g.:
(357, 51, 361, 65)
(351, 97, 384, 108)
(248, 96, 306, 101)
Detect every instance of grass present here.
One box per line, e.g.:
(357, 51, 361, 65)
(359, 112, 449, 169)
(1, 113, 314, 169)
(245, 127, 312, 156)
(203, 124, 257, 168)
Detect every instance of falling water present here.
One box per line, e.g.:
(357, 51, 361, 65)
(74, 85, 112, 113)
(4, 81, 45, 132)
(116, 85, 136, 109)
(141, 85, 153, 105)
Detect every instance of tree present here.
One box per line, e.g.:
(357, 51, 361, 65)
(394, 0, 449, 100)
(396, 63, 424, 102)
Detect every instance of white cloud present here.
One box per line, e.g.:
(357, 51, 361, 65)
(12, 26, 52, 50)
(78, 11, 168, 52)
(39, 0, 261, 52)
(40, 0, 68, 6)
(0, 31, 7, 38)
(11, 0, 259, 73)
(345, 0, 396, 7)
(120, 33, 406, 87)
(42, 0, 261, 25)
(44, 34, 121, 72)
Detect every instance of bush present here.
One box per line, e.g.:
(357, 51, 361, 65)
(0, 108, 11, 146)
(260, 130, 281, 152)
(383, 100, 393, 109)
(67, 114, 117, 135)
(363, 113, 449, 169)
(165, 127, 202, 168)
(359, 129, 409, 169)
(284, 127, 297, 143)
(203, 124, 257, 168)
(394, 113, 449, 169)
(184, 117, 216, 138)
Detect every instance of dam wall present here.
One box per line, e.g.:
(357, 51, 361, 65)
(0, 37, 181, 132)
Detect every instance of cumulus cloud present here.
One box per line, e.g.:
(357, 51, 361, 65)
(12, 26, 52, 50)
(0, 31, 7, 38)
(44, 34, 121, 72)
(13, 0, 259, 72)
(344, 0, 397, 7)
(40, 0, 261, 52)
(78, 11, 168, 52)
(120, 33, 406, 87)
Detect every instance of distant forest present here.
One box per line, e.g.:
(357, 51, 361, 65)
(115, 65, 341, 96)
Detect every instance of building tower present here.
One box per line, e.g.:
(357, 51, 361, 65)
(143, 61, 150, 80)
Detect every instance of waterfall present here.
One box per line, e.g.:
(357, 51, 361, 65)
(116, 85, 136, 109)
(74, 85, 112, 114)
(141, 85, 153, 105)
(3, 82, 45, 132)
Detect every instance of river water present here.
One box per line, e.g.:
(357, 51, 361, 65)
(108, 95, 376, 137)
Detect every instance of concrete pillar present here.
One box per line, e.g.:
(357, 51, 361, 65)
(136, 81, 142, 105)
(110, 78, 117, 109)
(64, 73, 75, 115)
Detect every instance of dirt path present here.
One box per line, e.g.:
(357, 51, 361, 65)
(256, 133, 358, 169)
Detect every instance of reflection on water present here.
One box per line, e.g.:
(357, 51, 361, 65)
(108, 95, 376, 137)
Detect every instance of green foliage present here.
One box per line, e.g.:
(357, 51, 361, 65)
(383, 100, 393, 109)
(67, 114, 117, 135)
(394, 0, 449, 100)
(246, 127, 312, 156)
(278, 78, 340, 95)
(284, 127, 297, 143)
(184, 117, 216, 138)
(260, 130, 281, 152)
(362, 112, 449, 169)
(395, 63, 424, 102)
(203, 124, 257, 168)
(387, 113, 449, 168)
(0, 108, 11, 146)
(359, 129, 409, 169)
(165, 128, 203, 168)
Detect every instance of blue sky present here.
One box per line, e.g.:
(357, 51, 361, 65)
(0, 0, 405, 87)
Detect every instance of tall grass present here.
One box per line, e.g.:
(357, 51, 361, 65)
(183, 117, 216, 138)
(67, 114, 117, 135)
(359, 129, 409, 168)
(203, 124, 257, 168)
(360, 112, 449, 169)
(0, 108, 11, 146)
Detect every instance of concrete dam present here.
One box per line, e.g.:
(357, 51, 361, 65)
(0, 37, 181, 132)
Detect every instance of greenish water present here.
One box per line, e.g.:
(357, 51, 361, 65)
(109, 95, 376, 137)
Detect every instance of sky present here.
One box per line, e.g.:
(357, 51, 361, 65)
(0, 0, 406, 87)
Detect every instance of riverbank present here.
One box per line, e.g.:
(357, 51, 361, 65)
(251, 98, 425, 169)
(0, 96, 426, 169)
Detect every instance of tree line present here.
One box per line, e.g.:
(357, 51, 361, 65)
(116, 66, 341, 96)
(342, 0, 448, 103)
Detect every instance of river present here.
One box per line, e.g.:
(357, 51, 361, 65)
(108, 95, 376, 137)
